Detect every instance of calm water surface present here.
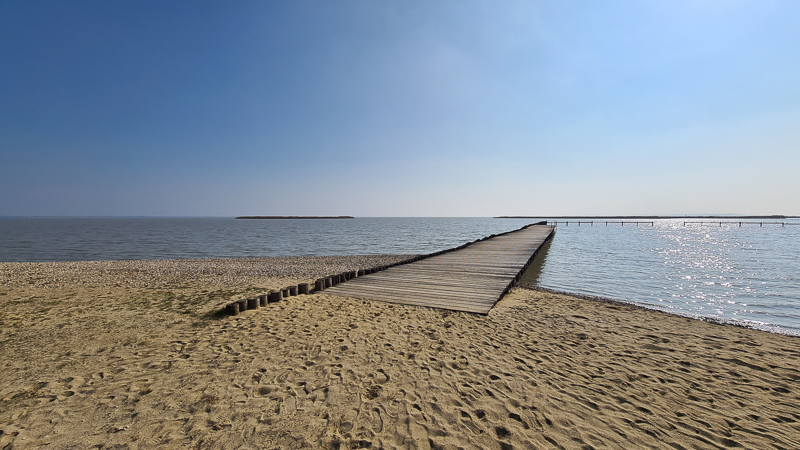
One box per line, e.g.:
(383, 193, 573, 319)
(522, 219, 800, 336)
(1, 217, 798, 335)
(0, 217, 536, 261)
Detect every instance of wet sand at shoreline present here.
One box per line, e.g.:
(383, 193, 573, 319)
(2, 257, 799, 449)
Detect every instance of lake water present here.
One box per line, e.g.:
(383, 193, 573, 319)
(1, 217, 798, 336)
(521, 218, 800, 336)
(0, 217, 535, 261)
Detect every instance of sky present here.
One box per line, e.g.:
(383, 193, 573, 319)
(1, 1, 799, 217)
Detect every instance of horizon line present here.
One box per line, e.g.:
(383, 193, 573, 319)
(2, 214, 799, 219)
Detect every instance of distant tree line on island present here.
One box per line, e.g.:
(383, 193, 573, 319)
(235, 216, 354, 219)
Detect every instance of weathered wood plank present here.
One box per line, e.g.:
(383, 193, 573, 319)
(340, 279, 506, 293)
(328, 290, 496, 314)
(354, 272, 515, 286)
(329, 284, 501, 302)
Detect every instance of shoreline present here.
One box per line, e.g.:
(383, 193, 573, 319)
(2, 256, 795, 336)
(520, 284, 800, 338)
(2, 257, 800, 448)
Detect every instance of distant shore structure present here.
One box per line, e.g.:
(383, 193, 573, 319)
(495, 215, 789, 219)
(235, 216, 354, 219)
(496, 215, 798, 227)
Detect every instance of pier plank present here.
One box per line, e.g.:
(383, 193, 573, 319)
(325, 224, 554, 314)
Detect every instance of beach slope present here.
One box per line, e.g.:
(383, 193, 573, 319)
(1, 258, 798, 449)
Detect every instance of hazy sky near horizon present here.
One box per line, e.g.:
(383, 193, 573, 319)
(2, 1, 799, 217)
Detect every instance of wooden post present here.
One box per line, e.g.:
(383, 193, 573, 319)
(237, 299, 248, 312)
(288, 285, 298, 296)
(227, 302, 240, 316)
(268, 290, 282, 303)
(357, 269, 365, 276)
(298, 283, 309, 295)
(281, 288, 290, 297)
(325, 277, 332, 288)
(315, 279, 325, 291)
(247, 297, 259, 310)
(259, 294, 267, 307)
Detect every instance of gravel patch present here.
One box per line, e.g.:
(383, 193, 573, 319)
(0, 255, 418, 289)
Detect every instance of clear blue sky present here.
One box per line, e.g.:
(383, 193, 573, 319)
(2, 1, 799, 217)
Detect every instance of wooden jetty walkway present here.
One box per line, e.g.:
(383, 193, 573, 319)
(325, 224, 554, 314)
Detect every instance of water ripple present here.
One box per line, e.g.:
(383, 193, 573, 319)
(522, 219, 800, 336)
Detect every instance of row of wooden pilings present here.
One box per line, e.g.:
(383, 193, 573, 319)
(225, 220, 551, 316)
(225, 259, 422, 316)
(225, 254, 438, 316)
(226, 283, 308, 316)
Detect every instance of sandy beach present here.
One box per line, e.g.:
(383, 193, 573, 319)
(1, 257, 799, 449)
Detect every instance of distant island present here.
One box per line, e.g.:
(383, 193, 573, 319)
(235, 216, 354, 219)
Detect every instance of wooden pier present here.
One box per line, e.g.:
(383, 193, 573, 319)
(325, 224, 554, 314)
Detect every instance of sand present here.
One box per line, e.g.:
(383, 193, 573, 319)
(1, 257, 799, 449)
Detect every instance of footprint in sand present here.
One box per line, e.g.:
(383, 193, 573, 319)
(338, 409, 359, 433)
(495, 426, 511, 440)
(372, 369, 390, 384)
(273, 369, 291, 383)
(363, 384, 382, 400)
(508, 412, 530, 429)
